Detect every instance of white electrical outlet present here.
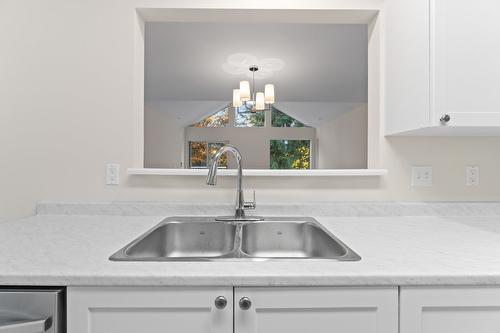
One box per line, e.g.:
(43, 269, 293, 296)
(466, 166, 480, 186)
(106, 163, 120, 185)
(411, 166, 433, 186)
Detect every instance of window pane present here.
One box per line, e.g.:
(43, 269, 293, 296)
(234, 107, 265, 127)
(208, 143, 227, 168)
(271, 107, 306, 127)
(192, 108, 229, 127)
(270, 140, 311, 169)
(189, 141, 207, 168)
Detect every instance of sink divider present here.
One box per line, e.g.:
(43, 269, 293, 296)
(232, 223, 244, 258)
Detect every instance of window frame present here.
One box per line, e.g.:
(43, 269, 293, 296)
(188, 140, 229, 169)
(234, 106, 266, 128)
(191, 107, 230, 128)
(269, 139, 312, 170)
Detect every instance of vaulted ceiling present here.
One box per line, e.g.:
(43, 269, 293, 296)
(144, 22, 368, 103)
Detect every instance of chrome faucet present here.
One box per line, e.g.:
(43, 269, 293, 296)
(206, 145, 263, 221)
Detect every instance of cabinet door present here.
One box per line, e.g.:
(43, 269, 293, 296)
(432, 0, 500, 126)
(235, 287, 397, 333)
(68, 287, 232, 333)
(401, 287, 500, 333)
(385, 0, 431, 135)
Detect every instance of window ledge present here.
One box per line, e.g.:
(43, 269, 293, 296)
(127, 168, 388, 177)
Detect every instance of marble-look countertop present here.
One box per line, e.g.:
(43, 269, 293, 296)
(1, 212, 500, 286)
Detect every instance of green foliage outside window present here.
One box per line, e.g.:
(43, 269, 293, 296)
(192, 108, 229, 127)
(270, 140, 311, 169)
(271, 108, 306, 127)
(234, 107, 265, 127)
(190, 141, 227, 168)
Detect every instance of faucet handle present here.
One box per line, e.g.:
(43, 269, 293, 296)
(243, 190, 257, 210)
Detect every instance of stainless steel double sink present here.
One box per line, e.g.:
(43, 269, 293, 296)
(110, 217, 360, 261)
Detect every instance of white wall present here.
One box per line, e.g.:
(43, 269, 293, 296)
(144, 100, 232, 168)
(144, 104, 184, 168)
(2, 0, 500, 222)
(317, 105, 368, 169)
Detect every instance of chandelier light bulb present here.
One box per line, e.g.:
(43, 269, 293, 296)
(232, 89, 243, 107)
(239, 81, 251, 101)
(264, 84, 275, 104)
(255, 92, 265, 111)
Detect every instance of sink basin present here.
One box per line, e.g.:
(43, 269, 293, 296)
(116, 220, 237, 260)
(241, 222, 350, 259)
(110, 217, 360, 261)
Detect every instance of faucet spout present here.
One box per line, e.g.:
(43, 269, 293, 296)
(206, 145, 262, 222)
(206, 157, 219, 186)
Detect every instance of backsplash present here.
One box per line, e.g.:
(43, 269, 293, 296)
(36, 201, 500, 217)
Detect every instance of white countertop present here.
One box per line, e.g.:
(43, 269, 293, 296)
(1, 213, 500, 286)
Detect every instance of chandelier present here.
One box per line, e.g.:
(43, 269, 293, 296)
(232, 66, 275, 112)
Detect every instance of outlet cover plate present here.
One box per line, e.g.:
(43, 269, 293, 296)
(411, 166, 433, 187)
(106, 163, 120, 185)
(466, 166, 480, 186)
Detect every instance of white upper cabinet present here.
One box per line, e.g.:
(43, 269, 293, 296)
(385, 0, 500, 135)
(432, 0, 500, 128)
(385, 0, 431, 135)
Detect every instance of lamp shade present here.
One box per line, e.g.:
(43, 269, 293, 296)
(232, 89, 242, 107)
(255, 92, 265, 111)
(239, 81, 251, 101)
(264, 84, 275, 104)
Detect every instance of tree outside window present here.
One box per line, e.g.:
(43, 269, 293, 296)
(271, 107, 306, 127)
(270, 140, 311, 169)
(192, 108, 229, 127)
(234, 106, 265, 127)
(189, 141, 227, 168)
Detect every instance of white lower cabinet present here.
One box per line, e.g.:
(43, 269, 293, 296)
(67, 286, 398, 333)
(400, 287, 500, 333)
(234, 287, 398, 333)
(67, 287, 233, 333)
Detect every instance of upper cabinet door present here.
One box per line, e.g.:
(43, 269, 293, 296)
(432, 0, 500, 126)
(385, 0, 500, 135)
(67, 287, 233, 333)
(234, 287, 398, 333)
(385, 0, 431, 135)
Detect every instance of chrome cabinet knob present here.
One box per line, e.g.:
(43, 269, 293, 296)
(214, 296, 227, 310)
(239, 297, 252, 310)
(440, 114, 451, 123)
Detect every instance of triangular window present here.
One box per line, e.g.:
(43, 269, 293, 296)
(271, 106, 308, 127)
(191, 107, 229, 127)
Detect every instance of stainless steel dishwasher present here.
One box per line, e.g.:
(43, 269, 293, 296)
(0, 288, 64, 333)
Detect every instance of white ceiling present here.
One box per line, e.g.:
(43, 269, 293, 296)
(145, 22, 368, 103)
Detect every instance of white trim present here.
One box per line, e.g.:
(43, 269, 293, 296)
(134, 5, 383, 169)
(127, 168, 387, 177)
(133, 12, 145, 167)
(429, 0, 436, 126)
(137, 8, 380, 24)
